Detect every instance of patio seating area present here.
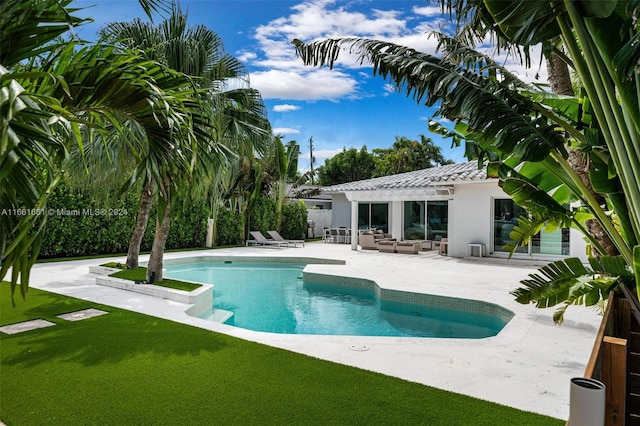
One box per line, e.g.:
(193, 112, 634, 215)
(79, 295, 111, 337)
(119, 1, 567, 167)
(355, 229, 444, 256)
(322, 227, 352, 244)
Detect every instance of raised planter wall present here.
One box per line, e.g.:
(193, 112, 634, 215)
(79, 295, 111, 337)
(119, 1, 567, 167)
(90, 266, 213, 318)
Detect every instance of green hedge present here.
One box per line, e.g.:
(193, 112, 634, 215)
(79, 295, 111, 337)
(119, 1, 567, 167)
(249, 197, 277, 236)
(38, 185, 208, 258)
(215, 208, 244, 246)
(281, 201, 308, 239)
(36, 186, 309, 257)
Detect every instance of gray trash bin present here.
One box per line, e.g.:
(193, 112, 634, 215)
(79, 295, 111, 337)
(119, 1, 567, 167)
(569, 377, 605, 426)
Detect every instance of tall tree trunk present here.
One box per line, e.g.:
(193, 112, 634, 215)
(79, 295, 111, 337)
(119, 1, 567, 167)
(546, 48, 618, 256)
(146, 181, 171, 282)
(126, 178, 155, 269)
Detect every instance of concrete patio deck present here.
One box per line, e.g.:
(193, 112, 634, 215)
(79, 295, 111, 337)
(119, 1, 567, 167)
(26, 242, 602, 420)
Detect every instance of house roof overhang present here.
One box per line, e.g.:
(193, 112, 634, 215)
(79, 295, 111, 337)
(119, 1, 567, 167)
(320, 162, 495, 202)
(339, 186, 455, 202)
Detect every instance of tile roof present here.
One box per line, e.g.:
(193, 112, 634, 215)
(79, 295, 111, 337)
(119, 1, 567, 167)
(322, 161, 489, 193)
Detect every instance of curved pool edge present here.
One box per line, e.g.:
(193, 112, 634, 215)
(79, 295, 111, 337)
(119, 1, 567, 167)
(302, 270, 515, 335)
(162, 255, 515, 339)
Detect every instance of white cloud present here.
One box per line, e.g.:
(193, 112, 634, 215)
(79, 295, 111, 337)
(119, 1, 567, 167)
(412, 6, 445, 18)
(273, 104, 301, 112)
(273, 127, 301, 135)
(383, 83, 397, 96)
(237, 50, 258, 63)
(250, 69, 357, 100)
(245, 0, 420, 100)
(245, 0, 548, 102)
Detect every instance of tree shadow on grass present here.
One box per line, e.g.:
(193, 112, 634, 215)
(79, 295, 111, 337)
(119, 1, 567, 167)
(1, 309, 231, 367)
(1, 283, 231, 367)
(1, 289, 95, 325)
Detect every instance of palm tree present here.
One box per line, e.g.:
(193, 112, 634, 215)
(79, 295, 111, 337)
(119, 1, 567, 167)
(373, 135, 452, 176)
(292, 0, 640, 322)
(0, 0, 204, 300)
(103, 5, 270, 280)
(264, 136, 300, 231)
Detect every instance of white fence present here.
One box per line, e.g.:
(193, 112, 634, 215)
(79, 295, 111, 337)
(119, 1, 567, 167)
(307, 209, 332, 238)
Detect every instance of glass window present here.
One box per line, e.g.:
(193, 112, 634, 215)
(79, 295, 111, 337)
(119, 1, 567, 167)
(493, 199, 569, 255)
(402, 201, 448, 241)
(494, 199, 528, 253)
(358, 203, 389, 232)
(426, 201, 448, 241)
(404, 201, 426, 240)
(357, 203, 369, 230)
(371, 203, 389, 232)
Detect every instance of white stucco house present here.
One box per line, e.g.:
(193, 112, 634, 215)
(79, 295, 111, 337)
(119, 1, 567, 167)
(323, 161, 588, 262)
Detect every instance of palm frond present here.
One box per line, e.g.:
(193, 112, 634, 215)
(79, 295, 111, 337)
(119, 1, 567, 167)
(295, 36, 566, 163)
(511, 257, 619, 323)
(0, 0, 89, 67)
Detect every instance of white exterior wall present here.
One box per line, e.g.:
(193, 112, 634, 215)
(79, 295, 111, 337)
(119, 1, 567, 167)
(390, 201, 403, 238)
(450, 182, 505, 258)
(306, 208, 332, 238)
(330, 193, 352, 228)
(570, 228, 589, 262)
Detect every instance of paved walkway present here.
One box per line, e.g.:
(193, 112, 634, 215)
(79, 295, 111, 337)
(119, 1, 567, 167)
(26, 242, 602, 420)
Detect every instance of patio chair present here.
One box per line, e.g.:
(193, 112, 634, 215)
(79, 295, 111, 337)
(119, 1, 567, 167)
(267, 230, 305, 247)
(439, 238, 449, 256)
(337, 227, 349, 244)
(323, 227, 332, 243)
(329, 228, 340, 244)
(246, 231, 289, 248)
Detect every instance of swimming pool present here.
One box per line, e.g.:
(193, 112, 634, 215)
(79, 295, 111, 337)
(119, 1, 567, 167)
(164, 259, 513, 338)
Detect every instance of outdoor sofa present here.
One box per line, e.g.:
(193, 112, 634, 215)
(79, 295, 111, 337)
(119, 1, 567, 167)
(396, 241, 421, 254)
(377, 240, 397, 253)
(358, 230, 394, 250)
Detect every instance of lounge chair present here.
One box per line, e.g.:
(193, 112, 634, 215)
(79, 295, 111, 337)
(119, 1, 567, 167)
(267, 230, 305, 247)
(246, 231, 289, 248)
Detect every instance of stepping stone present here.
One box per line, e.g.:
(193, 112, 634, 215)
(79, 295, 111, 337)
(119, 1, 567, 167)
(56, 308, 108, 321)
(0, 319, 56, 335)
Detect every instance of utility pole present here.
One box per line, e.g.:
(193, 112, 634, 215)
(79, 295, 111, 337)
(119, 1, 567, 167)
(309, 136, 315, 184)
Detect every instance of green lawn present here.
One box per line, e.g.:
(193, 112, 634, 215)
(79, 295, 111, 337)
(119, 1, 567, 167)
(0, 283, 562, 425)
(108, 266, 201, 292)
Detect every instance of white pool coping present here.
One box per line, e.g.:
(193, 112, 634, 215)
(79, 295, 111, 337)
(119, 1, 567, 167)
(25, 242, 602, 420)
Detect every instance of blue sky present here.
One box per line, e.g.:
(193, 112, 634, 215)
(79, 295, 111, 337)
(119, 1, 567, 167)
(73, 0, 549, 172)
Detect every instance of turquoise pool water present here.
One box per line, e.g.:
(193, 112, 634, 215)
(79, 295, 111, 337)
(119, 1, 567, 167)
(164, 261, 511, 338)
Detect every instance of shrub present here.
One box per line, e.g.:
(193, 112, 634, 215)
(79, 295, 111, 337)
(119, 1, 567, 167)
(165, 197, 208, 249)
(281, 201, 308, 240)
(215, 208, 244, 246)
(249, 197, 277, 235)
(38, 184, 208, 258)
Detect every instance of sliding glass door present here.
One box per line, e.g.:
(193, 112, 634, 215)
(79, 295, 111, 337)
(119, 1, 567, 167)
(403, 201, 448, 241)
(493, 199, 569, 255)
(426, 201, 448, 241)
(358, 203, 389, 232)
